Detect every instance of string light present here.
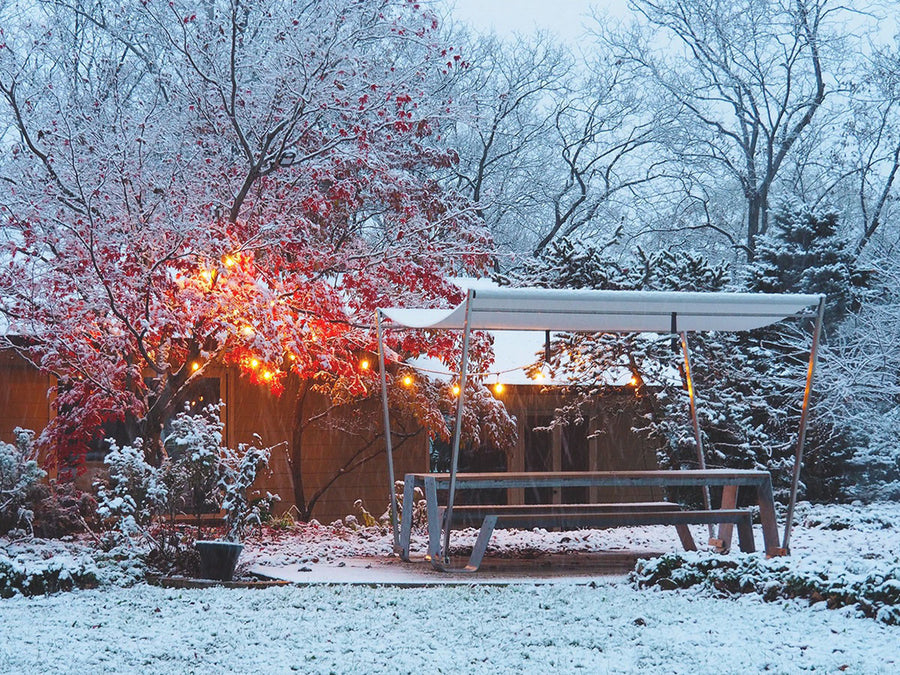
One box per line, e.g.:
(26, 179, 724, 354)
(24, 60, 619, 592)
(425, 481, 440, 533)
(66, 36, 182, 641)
(262, 370, 274, 381)
(359, 359, 370, 371)
(629, 376, 638, 387)
(250, 358, 260, 369)
(493, 382, 505, 395)
(224, 256, 236, 267)
(402, 375, 414, 387)
(451, 384, 460, 396)
(191, 362, 200, 372)
(241, 325, 255, 337)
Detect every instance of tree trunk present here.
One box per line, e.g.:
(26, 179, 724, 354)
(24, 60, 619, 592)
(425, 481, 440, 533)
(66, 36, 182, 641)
(746, 193, 762, 262)
(290, 386, 308, 519)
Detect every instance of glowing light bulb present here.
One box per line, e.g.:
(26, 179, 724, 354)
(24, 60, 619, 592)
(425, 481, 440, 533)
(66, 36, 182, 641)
(359, 359, 370, 371)
(250, 358, 260, 369)
(630, 376, 638, 387)
(533, 371, 545, 381)
(452, 384, 460, 396)
(493, 382, 504, 395)
(402, 375, 413, 387)
(262, 370, 273, 381)
(191, 362, 200, 372)
(224, 256, 236, 267)
(241, 325, 255, 337)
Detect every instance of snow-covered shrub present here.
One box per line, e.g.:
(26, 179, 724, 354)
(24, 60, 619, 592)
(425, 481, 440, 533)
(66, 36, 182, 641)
(218, 436, 279, 542)
(392, 481, 427, 532)
(163, 405, 222, 523)
(95, 439, 167, 541)
(0, 428, 47, 535)
(160, 403, 278, 540)
(95, 405, 278, 549)
(0, 537, 148, 597)
(0, 556, 100, 598)
(32, 481, 99, 538)
(632, 552, 900, 625)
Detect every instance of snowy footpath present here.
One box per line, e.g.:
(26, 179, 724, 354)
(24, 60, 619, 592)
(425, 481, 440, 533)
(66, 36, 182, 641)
(2, 500, 899, 673)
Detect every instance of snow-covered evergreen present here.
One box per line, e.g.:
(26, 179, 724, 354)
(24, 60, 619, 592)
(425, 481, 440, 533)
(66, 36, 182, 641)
(0, 429, 45, 535)
(505, 224, 869, 501)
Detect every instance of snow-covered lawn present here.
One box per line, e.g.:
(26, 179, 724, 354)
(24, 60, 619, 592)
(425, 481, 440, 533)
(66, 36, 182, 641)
(2, 501, 899, 673)
(1, 580, 897, 673)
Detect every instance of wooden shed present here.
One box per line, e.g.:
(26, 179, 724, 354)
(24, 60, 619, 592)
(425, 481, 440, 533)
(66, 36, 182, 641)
(0, 346, 662, 524)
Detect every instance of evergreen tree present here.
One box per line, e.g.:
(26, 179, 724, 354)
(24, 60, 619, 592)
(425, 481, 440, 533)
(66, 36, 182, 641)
(745, 206, 872, 500)
(506, 222, 863, 502)
(747, 207, 870, 325)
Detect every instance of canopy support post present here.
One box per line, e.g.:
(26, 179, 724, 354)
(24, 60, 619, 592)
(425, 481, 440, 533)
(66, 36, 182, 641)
(782, 296, 826, 552)
(681, 331, 713, 537)
(442, 290, 474, 562)
(376, 310, 400, 552)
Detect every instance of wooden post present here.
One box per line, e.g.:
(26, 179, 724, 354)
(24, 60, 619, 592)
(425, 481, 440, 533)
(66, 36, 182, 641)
(782, 296, 826, 552)
(717, 484, 738, 551)
(681, 332, 713, 538)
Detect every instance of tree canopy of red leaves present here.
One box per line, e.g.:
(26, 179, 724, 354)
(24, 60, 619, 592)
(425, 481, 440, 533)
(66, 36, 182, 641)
(0, 0, 494, 466)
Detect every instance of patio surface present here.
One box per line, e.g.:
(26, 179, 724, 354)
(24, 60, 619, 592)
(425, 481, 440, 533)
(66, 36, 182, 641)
(248, 549, 664, 585)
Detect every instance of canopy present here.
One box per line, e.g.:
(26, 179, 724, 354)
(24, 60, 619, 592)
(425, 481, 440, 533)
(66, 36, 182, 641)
(380, 287, 822, 333)
(377, 286, 826, 566)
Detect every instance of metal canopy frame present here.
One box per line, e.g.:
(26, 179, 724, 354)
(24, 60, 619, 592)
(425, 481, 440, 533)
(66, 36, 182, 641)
(377, 288, 826, 561)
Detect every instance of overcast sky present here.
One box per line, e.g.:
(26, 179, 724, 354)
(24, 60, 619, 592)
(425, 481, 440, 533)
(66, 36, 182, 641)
(445, 0, 898, 52)
(446, 0, 633, 45)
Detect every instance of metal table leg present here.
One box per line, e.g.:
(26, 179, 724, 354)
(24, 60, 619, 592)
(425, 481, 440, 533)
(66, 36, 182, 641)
(398, 476, 415, 561)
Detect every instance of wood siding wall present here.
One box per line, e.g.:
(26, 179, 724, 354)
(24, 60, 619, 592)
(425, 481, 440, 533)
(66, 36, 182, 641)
(0, 352, 55, 471)
(0, 352, 662, 524)
(498, 386, 664, 504)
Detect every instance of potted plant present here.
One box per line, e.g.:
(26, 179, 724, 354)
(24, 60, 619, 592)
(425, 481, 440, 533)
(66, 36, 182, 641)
(194, 436, 280, 581)
(162, 404, 279, 581)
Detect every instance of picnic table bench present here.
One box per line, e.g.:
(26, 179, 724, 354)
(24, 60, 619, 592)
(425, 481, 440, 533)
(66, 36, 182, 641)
(398, 469, 780, 572)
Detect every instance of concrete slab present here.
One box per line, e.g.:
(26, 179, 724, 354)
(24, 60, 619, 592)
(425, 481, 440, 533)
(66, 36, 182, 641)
(248, 549, 663, 586)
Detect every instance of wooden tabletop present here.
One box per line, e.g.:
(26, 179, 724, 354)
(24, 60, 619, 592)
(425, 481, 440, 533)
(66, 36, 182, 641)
(405, 469, 773, 488)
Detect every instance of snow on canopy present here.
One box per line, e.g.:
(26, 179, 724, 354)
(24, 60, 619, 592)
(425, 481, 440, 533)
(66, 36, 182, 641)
(380, 287, 823, 333)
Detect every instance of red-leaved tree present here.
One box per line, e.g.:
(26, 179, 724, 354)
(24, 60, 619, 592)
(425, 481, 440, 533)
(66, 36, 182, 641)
(0, 0, 508, 511)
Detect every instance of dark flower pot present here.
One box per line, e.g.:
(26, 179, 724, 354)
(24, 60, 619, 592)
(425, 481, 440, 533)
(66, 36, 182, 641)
(195, 540, 243, 581)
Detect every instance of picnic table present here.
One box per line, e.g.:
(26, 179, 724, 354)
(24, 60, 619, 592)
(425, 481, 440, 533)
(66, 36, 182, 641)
(398, 469, 781, 572)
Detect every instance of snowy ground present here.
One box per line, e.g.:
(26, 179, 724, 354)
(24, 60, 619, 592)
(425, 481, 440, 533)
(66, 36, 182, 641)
(237, 500, 900, 582)
(3, 579, 898, 674)
(1, 501, 899, 673)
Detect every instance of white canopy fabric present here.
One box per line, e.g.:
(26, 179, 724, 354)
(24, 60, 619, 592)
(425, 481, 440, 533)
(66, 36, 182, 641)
(380, 288, 823, 333)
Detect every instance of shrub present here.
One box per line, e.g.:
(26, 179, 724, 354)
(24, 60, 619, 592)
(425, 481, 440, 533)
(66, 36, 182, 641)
(219, 436, 279, 542)
(0, 557, 100, 598)
(31, 481, 99, 538)
(0, 428, 47, 535)
(94, 405, 278, 551)
(632, 552, 900, 625)
(163, 406, 222, 524)
(95, 439, 167, 540)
